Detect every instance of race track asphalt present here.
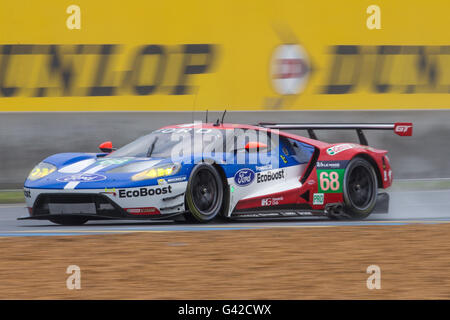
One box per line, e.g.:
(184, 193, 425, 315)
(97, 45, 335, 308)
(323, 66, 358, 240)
(1, 190, 449, 237)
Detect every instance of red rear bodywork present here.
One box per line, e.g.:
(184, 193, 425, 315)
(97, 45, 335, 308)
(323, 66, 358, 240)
(161, 122, 407, 214)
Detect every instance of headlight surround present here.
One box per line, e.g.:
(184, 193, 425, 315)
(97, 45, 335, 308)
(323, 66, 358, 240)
(131, 163, 181, 181)
(27, 162, 57, 181)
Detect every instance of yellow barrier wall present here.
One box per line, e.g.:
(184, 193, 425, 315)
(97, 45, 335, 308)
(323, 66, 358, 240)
(0, 0, 449, 111)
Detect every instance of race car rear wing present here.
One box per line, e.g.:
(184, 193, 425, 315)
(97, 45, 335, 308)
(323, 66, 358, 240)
(258, 122, 413, 146)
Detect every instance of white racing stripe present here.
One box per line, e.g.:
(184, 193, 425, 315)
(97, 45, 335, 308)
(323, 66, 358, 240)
(58, 158, 97, 173)
(63, 164, 109, 190)
(85, 165, 108, 174)
(64, 181, 80, 190)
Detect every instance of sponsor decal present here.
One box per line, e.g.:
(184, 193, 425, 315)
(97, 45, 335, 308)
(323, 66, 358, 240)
(271, 44, 310, 95)
(316, 160, 349, 169)
(156, 127, 212, 134)
(118, 186, 172, 198)
(313, 193, 324, 205)
(236, 213, 260, 218)
(280, 211, 297, 217)
(322, 45, 450, 95)
(394, 123, 413, 136)
(280, 154, 288, 164)
(256, 169, 285, 183)
(0, 44, 216, 97)
(326, 144, 354, 156)
(258, 212, 279, 217)
(234, 168, 255, 186)
(157, 178, 167, 185)
(317, 169, 344, 193)
(57, 173, 106, 182)
(297, 211, 313, 216)
(255, 164, 273, 171)
(237, 211, 312, 218)
(102, 187, 117, 197)
(166, 175, 187, 183)
(261, 196, 284, 206)
(23, 189, 31, 198)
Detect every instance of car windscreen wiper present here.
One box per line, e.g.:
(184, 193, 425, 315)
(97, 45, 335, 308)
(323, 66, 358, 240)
(146, 137, 158, 157)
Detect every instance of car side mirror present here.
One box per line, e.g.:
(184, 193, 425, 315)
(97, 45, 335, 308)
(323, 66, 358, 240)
(99, 141, 116, 153)
(244, 141, 268, 151)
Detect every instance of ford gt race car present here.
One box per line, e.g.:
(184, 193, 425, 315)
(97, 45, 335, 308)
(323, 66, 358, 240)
(20, 121, 412, 225)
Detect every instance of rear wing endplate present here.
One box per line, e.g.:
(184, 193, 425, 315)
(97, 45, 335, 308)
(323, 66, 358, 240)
(258, 122, 413, 146)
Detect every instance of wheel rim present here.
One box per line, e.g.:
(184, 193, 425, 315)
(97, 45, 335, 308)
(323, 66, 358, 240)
(192, 169, 219, 215)
(347, 166, 374, 209)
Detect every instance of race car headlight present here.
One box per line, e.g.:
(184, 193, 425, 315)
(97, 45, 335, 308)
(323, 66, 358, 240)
(131, 163, 181, 181)
(27, 162, 57, 181)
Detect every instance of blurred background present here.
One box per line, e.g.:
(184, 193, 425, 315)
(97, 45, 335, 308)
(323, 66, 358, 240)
(0, 0, 449, 188)
(1, 0, 450, 301)
(0, 110, 449, 188)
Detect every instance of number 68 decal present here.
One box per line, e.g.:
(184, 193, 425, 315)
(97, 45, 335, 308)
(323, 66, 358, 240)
(319, 171, 340, 191)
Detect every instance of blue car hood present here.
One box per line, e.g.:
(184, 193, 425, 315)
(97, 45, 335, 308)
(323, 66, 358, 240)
(24, 153, 187, 189)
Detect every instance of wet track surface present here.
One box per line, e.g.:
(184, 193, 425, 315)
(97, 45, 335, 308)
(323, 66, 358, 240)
(1, 190, 450, 237)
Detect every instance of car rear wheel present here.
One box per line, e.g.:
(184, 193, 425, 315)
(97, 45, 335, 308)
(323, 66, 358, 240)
(184, 163, 224, 223)
(49, 217, 89, 226)
(342, 157, 378, 219)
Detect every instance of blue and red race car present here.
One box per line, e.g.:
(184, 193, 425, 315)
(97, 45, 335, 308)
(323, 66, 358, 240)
(20, 121, 412, 225)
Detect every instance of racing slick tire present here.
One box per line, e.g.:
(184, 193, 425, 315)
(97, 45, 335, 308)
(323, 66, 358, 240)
(342, 157, 378, 220)
(49, 217, 89, 225)
(184, 163, 224, 223)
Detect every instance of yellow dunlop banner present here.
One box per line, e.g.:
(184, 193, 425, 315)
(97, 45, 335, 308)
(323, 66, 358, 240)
(0, 0, 449, 111)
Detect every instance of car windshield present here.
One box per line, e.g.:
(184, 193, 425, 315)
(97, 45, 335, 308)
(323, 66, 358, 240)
(107, 128, 225, 158)
(107, 127, 279, 159)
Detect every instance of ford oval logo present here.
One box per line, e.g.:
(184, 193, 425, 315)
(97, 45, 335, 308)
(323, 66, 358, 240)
(57, 173, 106, 183)
(234, 168, 255, 186)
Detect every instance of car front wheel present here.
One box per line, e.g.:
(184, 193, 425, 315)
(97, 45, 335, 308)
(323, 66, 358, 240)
(184, 163, 224, 223)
